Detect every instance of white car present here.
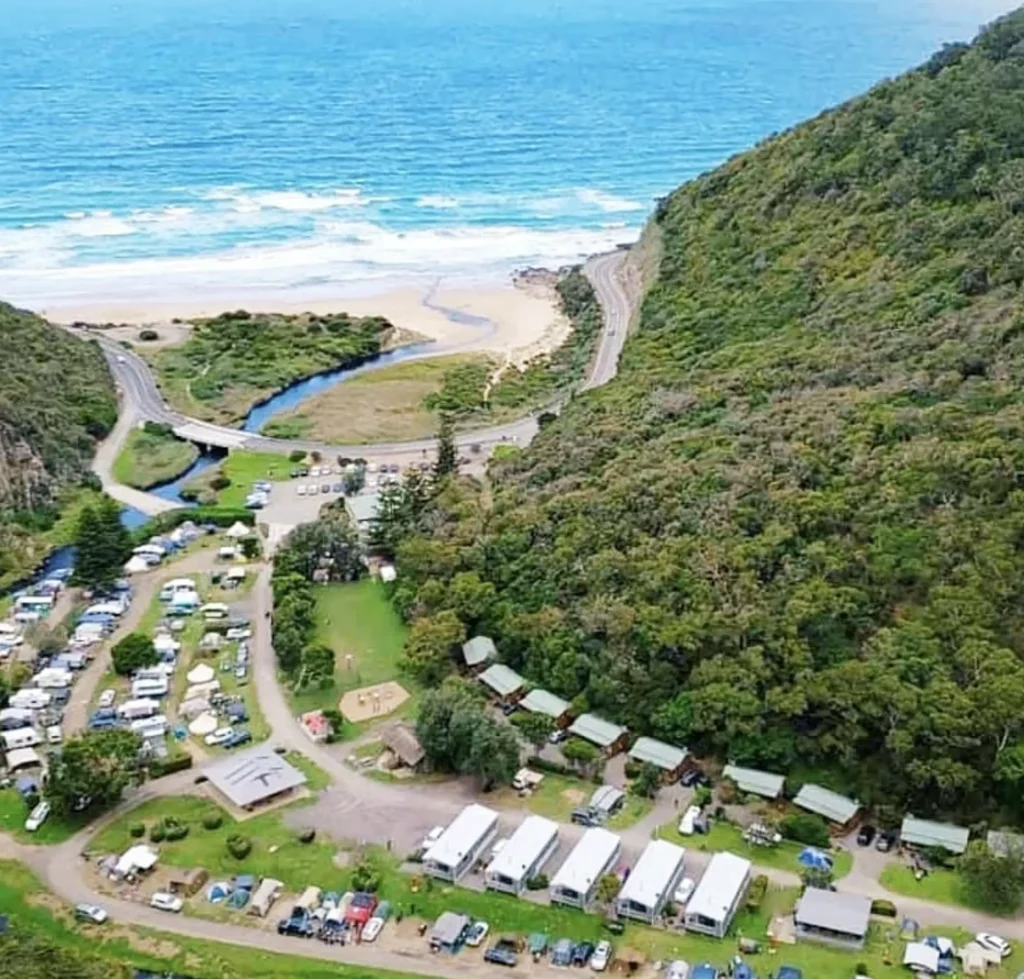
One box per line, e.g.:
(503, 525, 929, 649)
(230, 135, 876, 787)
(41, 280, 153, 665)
(297, 484, 307, 496)
(678, 805, 702, 835)
(75, 903, 108, 924)
(976, 933, 1011, 958)
(150, 892, 184, 913)
(672, 877, 695, 907)
(25, 801, 50, 832)
(46, 725, 62, 745)
(465, 920, 489, 947)
(204, 726, 234, 746)
(421, 825, 444, 850)
(98, 688, 116, 709)
(591, 941, 612, 972)
(362, 916, 384, 942)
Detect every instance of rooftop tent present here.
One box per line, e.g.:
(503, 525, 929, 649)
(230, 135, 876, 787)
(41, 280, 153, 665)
(797, 847, 833, 871)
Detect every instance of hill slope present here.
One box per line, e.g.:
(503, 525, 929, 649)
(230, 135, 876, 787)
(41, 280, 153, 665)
(392, 10, 1024, 819)
(0, 304, 116, 581)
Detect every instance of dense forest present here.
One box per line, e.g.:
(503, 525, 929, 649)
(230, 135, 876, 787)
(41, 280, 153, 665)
(388, 9, 1024, 822)
(0, 305, 116, 585)
(151, 309, 395, 424)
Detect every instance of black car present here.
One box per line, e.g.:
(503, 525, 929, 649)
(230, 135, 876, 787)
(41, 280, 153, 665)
(570, 806, 602, 827)
(856, 824, 876, 847)
(875, 830, 897, 853)
(484, 944, 518, 967)
(277, 908, 315, 937)
(572, 942, 595, 967)
(680, 768, 709, 788)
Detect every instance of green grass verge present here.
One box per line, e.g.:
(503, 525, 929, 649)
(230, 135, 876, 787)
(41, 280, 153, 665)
(656, 821, 852, 880)
(284, 751, 332, 792)
(0, 789, 91, 844)
(112, 427, 198, 489)
(878, 862, 989, 911)
(182, 450, 293, 508)
(288, 580, 411, 717)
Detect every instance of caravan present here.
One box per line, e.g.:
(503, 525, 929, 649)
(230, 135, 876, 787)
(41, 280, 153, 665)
(132, 677, 169, 699)
(1, 727, 42, 751)
(159, 578, 197, 602)
(33, 668, 73, 690)
(117, 698, 161, 721)
(9, 689, 50, 711)
(202, 603, 229, 621)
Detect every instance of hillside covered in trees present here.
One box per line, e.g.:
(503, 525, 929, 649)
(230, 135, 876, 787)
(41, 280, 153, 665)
(388, 9, 1024, 821)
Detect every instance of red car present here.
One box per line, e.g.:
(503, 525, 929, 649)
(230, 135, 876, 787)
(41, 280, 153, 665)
(345, 892, 378, 926)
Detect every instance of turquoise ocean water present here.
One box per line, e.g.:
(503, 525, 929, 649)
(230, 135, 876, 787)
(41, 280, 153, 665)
(0, 0, 1015, 308)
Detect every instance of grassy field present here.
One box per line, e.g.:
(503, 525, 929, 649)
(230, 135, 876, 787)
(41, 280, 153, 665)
(288, 580, 410, 717)
(0, 789, 91, 844)
(112, 426, 199, 489)
(261, 355, 492, 443)
(181, 450, 293, 507)
(878, 863, 988, 911)
(489, 775, 651, 829)
(656, 821, 853, 880)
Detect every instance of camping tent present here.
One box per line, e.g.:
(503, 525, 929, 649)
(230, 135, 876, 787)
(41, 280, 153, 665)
(186, 663, 215, 685)
(225, 522, 251, 539)
(179, 697, 210, 720)
(798, 847, 833, 871)
(188, 712, 218, 736)
(124, 555, 150, 574)
(207, 881, 233, 903)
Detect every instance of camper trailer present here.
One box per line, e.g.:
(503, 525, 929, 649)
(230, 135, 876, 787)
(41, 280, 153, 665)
(9, 689, 50, 711)
(131, 677, 169, 699)
(117, 699, 161, 721)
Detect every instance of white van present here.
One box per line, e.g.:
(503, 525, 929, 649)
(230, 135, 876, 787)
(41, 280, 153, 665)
(46, 725, 62, 745)
(117, 698, 160, 720)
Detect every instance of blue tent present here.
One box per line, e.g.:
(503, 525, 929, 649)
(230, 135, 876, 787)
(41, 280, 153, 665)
(797, 847, 833, 870)
(692, 965, 718, 979)
(776, 969, 802, 979)
(732, 963, 755, 979)
(206, 881, 232, 903)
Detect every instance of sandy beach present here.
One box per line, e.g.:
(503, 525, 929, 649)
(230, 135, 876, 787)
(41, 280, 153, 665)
(38, 279, 569, 369)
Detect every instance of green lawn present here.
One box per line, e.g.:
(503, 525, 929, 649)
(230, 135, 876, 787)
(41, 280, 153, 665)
(657, 820, 853, 880)
(182, 450, 292, 507)
(879, 862, 989, 911)
(112, 426, 198, 489)
(607, 794, 654, 829)
(288, 580, 410, 717)
(0, 789, 90, 845)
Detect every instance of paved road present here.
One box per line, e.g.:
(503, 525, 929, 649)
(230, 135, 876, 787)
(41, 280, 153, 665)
(89, 251, 632, 462)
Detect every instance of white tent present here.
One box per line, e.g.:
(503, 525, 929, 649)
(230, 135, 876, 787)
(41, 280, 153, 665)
(153, 633, 180, 654)
(124, 555, 150, 574)
(904, 942, 940, 975)
(188, 712, 218, 736)
(186, 663, 215, 685)
(184, 679, 220, 701)
(115, 844, 158, 877)
(225, 522, 251, 539)
(179, 697, 211, 720)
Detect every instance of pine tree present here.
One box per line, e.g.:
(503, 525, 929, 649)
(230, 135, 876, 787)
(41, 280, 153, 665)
(72, 495, 132, 589)
(433, 413, 458, 480)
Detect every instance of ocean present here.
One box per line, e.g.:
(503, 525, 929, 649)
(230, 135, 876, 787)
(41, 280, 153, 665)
(0, 0, 1015, 309)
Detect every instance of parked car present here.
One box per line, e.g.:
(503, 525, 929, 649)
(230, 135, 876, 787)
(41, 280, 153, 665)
(591, 941, 612, 972)
(552, 938, 575, 967)
(46, 725, 62, 745)
(571, 806, 602, 827)
(278, 907, 316, 937)
(856, 825, 876, 846)
(321, 483, 331, 494)
(680, 768, 708, 788)
(672, 877, 696, 907)
(572, 942, 595, 966)
(875, 830, 898, 853)
(421, 825, 444, 851)
(224, 728, 252, 749)
(297, 485, 307, 497)
(98, 689, 116, 708)
(976, 933, 1012, 958)
(25, 801, 50, 832)
(362, 917, 384, 942)
(150, 892, 183, 913)
(484, 941, 518, 968)
(548, 728, 568, 745)
(332, 482, 343, 493)
(204, 726, 234, 746)
(678, 805, 703, 835)
(75, 903, 108, 924)
(466, 921, 490, 947)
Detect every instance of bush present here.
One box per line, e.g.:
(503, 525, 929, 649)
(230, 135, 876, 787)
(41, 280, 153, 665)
(526, 755, 573, 777)
(746, 873, 768, 910)
(297, 828, 316, 844)
(149, 824, 166, 843)
(163, 817, 189, 841)
(780, 812, 831, 848)
(623, 760, 642, 780)
(351, 860, 382, 892)
(289, 450, 307, 463)
(226, 835, 252, 859)
(870, 899, 897, 918)
(526, 873, 549, 890)
(210, 474, 232, 491)
(148, 754, 193, 778)
(129, 823, 145, 838)
(202, 813, 223, 830)
(138, 329, 159, 341)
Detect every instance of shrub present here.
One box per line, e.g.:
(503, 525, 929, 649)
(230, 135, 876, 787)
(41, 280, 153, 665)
(526, 755, 573, 777)
(526, 873, 549, 890)
(149, 824, 166, 843)
(623, 760, 642, 780)
(351, 860, 382, 892)
(202, 813, 223, 831)
(148, 754, 193, 778)
(780, 812, 831, 848)
(226, 835, 252, 859)
(297, 828, 316, 844)
(138, 329, 159, 341)
(210, 474, 231, 491)
(164, 818, 189, 841)
(289, 450, 307, 463)
(129, 823, 145, 838)
(746, 873, 768, 910)
(870, 899, 897, 918)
